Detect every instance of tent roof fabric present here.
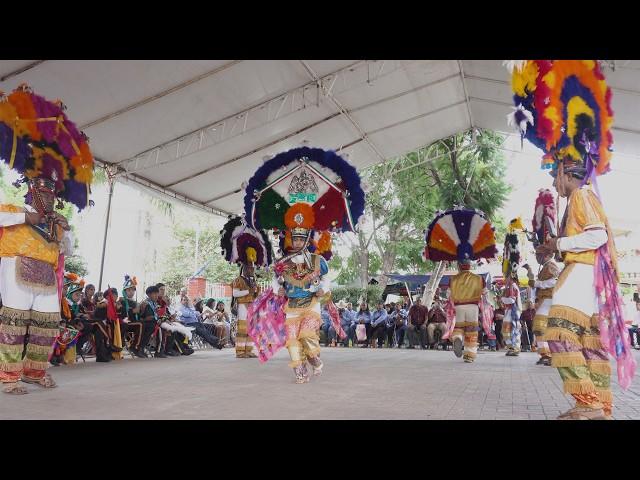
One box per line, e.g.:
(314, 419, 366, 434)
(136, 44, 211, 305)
(2, 60, 638, 216)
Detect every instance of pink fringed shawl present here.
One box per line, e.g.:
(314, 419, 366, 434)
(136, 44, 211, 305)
(247, 288, 287, 363)
(595, 245, 636, 389)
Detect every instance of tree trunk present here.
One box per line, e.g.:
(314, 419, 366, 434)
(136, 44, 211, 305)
(376, 223, 399, 291)
(422, 261, 446, 307)
(357, 230, 370, 289)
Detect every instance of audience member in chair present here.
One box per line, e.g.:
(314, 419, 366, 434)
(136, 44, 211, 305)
(355, 302, 372, 347)
(177, 296, 222, 349)
(370, 301, 388, 348)
(407, 298, 428, 349)
(427, 298, 447, 349)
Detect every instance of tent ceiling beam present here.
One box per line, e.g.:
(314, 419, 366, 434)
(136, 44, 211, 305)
(80, 60, 242, 130)
(0, 61, 45, 82)
(200, 99, 469, 206)
(299, 60, 386, 163)
(93, 157, 231, 217)
(118, 60, 408, 175)
(457, 60, 474, 129)
(163, 74, 464, 190)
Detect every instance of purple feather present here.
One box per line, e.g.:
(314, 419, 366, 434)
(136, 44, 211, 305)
(30, 94, 63, 145)
(62, 179, 87, 210)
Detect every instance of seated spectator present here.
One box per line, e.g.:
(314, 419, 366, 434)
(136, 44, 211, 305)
(427, 298, 447, 349)
(194, 298, 204, 314)
(320, 303, 337, 346)
(81, 284, 96, 316)
(370, 301, 388, 347)
(177, 296, 222, 349)
(203, 300, 231, 346)
(157, 284, 194, 356)
(90, 291, 123, 362)
(92, 290, 104, 305)
(138, 285, 167, 358)
(388, 303, 408, 348)
(407, 298, 428, 349)
(340, 301, 357, 347)
(356, 302, 372, 348)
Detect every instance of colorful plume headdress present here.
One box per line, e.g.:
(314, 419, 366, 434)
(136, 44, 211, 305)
(507, 60, 614, 179)
(123, 275, 137, 290)
(220, 215, 273, 268)
(529, 189, 557, 247)
(243, 146, 365, 259)
(423, 207, 497, 262)
(0, 84, 94, 210)
(502, 218, 525, 280)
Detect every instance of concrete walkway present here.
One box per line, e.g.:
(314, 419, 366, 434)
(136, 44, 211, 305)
(2, 347, 640, 420)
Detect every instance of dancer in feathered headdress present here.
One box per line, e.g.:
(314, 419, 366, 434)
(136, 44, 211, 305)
(523, 190, 561, 366)
(498, 217, 526, 357)
(244, 146, 364, 383)
(220, 215, 273, 358)
(423, 207, 497, 363)
(0, 85, 95, 395)
(508, 60, 631, 420)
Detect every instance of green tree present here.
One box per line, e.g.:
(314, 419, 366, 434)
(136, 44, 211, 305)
(65, 255, 89, 277)
(160, 221, 238, 294)
(332, 129, 511, 288)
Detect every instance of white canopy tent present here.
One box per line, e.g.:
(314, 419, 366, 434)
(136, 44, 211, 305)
(1, 59, 639, 218)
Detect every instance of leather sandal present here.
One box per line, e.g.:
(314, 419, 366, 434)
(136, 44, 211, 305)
(21, 373, 57, 389)
(3, 382, 28, 395)
(557, 406, 607, 420)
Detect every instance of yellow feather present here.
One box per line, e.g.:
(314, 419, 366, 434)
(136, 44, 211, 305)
(582, 60, 595, 70)
(511, 61, 538, 97)
(543, 70, 556, 89)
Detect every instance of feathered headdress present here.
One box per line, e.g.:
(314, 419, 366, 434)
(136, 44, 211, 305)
(423, 208, 497, 262)
(123, 275, 137, 290)
(0, 84, 94, 210)
(243, 146, 365, 258)
(220, 215, 273, 268)
(528, 189, 557, 247)
(66, 280, 84, 298)
(63, 271, 80, 286)
(507, 60, 614, 180)
(503, 217, 525, 280)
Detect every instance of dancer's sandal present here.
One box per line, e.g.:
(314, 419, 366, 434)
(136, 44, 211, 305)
(3, 382, 28, 395)
(557, 406, 607, 420)
(21, 373, 57, 389)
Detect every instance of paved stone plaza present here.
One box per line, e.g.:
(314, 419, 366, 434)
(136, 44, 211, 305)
(2, 347, 640, 420)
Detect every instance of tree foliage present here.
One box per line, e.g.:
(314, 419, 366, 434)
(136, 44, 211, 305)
(332, 129, 511, 287)
(160, 220, 238, 294)
(330, 285, 384, 306)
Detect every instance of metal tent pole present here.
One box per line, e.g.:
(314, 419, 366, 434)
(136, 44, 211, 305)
(98, 167, 116, 292)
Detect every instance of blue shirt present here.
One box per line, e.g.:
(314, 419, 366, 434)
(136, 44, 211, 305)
(178, 305, 199, 325)
(357, 310, 371, 324)
(371, 308, 388, 327)
(341, 309, 357, 328)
